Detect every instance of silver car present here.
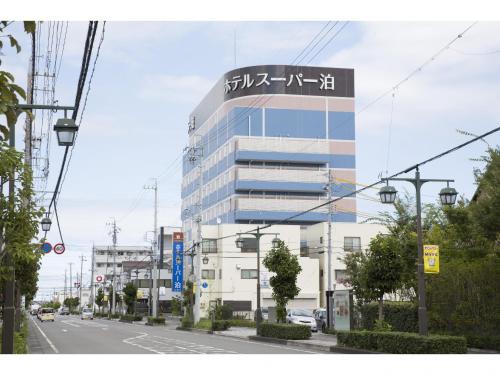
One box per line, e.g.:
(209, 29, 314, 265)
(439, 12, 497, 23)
(80, 307, 94, 320)
(286, 309, 317, 332)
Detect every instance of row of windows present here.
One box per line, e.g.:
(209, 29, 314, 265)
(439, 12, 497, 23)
(96, 251, 151, 256)
(201, 269, 257, 280)
(318, 236, 362, 252)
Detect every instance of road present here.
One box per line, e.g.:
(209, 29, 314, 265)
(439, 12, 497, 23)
(27, 314, 328, 354)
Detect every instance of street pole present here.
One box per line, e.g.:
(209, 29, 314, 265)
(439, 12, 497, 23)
(145, 179, 159, 317)
(69, 262, 73, 299)
(79, 255, 86, 309)
(326, 169, 334, 329)
(89, 244, 95, 311)
(381, 169, 455, 336)
(110, 219, 118, 315)
(64, 269, 67, 303)
(414, 168, 428, 336)
(256, 227, 261, 333)
(1, 124, 15, 354)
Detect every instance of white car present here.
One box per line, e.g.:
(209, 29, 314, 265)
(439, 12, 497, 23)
(286, 309, 318, 332)
(80, 308, 94, 320)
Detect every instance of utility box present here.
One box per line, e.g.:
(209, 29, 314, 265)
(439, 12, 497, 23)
(267, 306, 277, 323)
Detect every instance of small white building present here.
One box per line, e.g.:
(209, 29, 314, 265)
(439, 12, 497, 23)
(195, 222, 386, 318)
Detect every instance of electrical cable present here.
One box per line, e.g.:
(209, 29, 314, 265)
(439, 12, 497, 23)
(305, 21, 350, 65)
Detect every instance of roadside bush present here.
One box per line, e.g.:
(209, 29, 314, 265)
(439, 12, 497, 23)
(181, 314, 193, 328)
(119, 314, 135, 322)
(214, 304, 233, 320)
(258, 323, 311, 340)
(212, 320, 231, 331)
(194, 318, 211, 330)
(108, 313, 120, 319)
(147, 317, 166, 325)
(465, 335, 500, 351)
(360, 302, 417, 333)
(227, 319, 256, 328)
(337, 330, 467, 354)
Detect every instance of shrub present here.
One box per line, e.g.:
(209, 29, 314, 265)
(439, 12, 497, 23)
(194, 319, 212, 330)
(119, 314, 135, 322)
(181, 314, 193, 328)
(212, 320, 231, 331)
(258, 323, 311, 340)
(337, 331, 467, 354)
(374, 319, 392, 332)
(360, 302, 417, 333)
(215, 304, 233, 320)
(108, 313, 120, 319)
(465, 335, 500, 351)
(147, 317, 166, 325)
(227, 319, 256, 328)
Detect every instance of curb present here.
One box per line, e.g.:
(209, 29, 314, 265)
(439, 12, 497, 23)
(176, 327, 213, 334)
(248, 335, 378, 354)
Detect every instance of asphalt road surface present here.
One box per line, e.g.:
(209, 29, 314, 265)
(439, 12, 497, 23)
(27, 314, 328, 354)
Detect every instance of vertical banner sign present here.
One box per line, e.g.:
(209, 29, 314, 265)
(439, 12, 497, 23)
(172, 232, 184, 292)
(424, 245, 440, 274)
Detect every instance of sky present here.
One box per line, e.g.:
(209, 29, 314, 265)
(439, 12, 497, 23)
(2, 20, 500, 300)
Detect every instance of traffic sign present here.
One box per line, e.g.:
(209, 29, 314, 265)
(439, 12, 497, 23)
(42, 242, 52, 254)
(202, 282, 208, 289)
(95, 275, 104, 283)
(53, 243, 65, 255)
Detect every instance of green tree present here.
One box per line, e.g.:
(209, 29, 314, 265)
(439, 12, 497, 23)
(64, 297, 79, 312)
(345, 234, 406, 321)
(122, 282, 137, 314)
(181, 281, 194, 326)
(107, 286, 121, 314)
(262, 240, 302, 323)
(95, 288, 106, 313)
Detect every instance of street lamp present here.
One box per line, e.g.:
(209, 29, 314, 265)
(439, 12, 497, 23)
(439, 183, 458, 205)
(53, 117, 78, 146)
(272, 236, 280, 248)
(379, 166, 458, 336)
(202, 255, 209, 265)
(41, 216, 52, 232)
(235, 228, 280, 335)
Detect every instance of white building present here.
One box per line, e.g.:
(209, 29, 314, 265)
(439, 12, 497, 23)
(195, 222, 386, 318)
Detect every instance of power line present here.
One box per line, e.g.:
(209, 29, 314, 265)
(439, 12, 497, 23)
(305, 21, 350, 64)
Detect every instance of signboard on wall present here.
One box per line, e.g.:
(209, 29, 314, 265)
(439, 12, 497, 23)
(172, 232, 184, 292)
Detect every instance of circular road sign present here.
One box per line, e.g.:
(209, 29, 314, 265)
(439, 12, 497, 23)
(42, 242, 52, 254)
(202, 282, 208, 289)
(96, 275, 103, 283)
(53, 243, 65, 255)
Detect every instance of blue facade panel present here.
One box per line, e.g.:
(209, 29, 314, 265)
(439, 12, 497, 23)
(234, 210, 356, 223)
(235, 150, 355, 168)
(328, 112, 355, 140)
(265, 108, 326, 139)
(235, 180, 326, 193)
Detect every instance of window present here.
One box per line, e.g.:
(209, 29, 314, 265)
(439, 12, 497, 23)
(202, 269, 215, 280)
(335, 269, 347, 284)
(320, 236, 323, 244)
(202, 239, 218, 253)
(159, 279, 172, 288)
(117, 251, 124, 256)
(344, 237, 361, 252)
(240, 238, 257, 253)
(241, 269, 258, 279)
(300, 246, 309, 257)
(219, 269, 222, 279)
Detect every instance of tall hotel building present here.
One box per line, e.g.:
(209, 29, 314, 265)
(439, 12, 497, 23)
(181, 65, 355, 242)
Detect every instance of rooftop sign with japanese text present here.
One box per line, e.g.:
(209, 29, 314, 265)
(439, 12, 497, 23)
(223, 65, 354, 100)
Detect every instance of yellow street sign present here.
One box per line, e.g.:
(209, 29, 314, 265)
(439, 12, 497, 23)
(424, 245, 439, 274)
(137, 290, 143, 299)
(103, 295, 108, 302)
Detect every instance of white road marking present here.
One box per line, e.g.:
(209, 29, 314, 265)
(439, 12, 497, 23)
(61, 320, 81, 328)
(30, 315, 59, 354)
(62, 329, 68, 332)
(123, 333, 164, 354)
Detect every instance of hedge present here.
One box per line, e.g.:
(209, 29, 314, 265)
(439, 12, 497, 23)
(360, 302, 418, 333)
(337, 330, 467, 354)
(147, 317, 166, 325)
(212, 320, 231, 331)
(465, 335, 500, 351)
(227, 319, 256, 328)
(258, 323, 311, 340)
(120, 314, 143, 322)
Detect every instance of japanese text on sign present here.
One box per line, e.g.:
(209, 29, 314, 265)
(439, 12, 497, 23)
(424, 245, 440, 274)
(172, 232, 184, 292)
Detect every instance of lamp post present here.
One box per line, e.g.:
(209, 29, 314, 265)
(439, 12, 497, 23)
(53, 117, 79, 146)
(41, 216, 52, 232)
(235, 227, 280, 334)
(379, 166, 458, 336)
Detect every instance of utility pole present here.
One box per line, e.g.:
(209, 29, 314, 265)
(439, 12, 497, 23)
(69, 262, 73, 299)
(144, 179, 159, 317)
(326, 168, 334, 329)
(185, 138, 203, 324)
(89, 244, 95, 311)
(107, 219, 119, 315)
(79, 255, 87, 309)
(64, 269, 67, 302)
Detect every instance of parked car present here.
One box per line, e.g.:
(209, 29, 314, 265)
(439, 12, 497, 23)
(314, 308, 328, 332)
(30, 304, 40, 315)
(37, 308, 55, 322)
(80, 307, 94, 320)
(59, 307, 70, 315)
(286, 309, 317, 332)
(254, 307, 269, 322)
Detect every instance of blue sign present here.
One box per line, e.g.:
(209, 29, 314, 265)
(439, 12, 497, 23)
(172, 234, 184, 292)
(202, 282, 208, 289)
(42, 242, 52, 254)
